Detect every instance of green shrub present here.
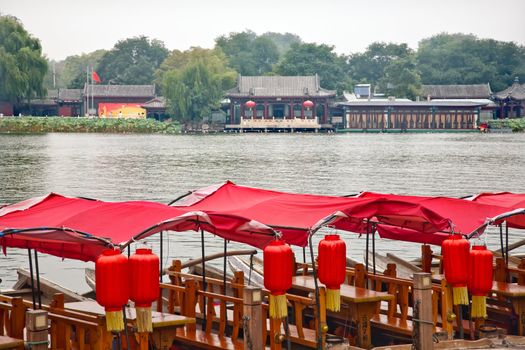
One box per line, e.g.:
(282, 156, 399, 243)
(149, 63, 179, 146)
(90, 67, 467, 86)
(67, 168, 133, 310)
(0, 117, 181, 134)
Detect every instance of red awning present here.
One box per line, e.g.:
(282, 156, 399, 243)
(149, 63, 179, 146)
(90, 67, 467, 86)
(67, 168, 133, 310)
(470, 192, 525, 229)
(173, 181, 452, 246)
(0, 193, 276, 261)
(358, 191, 525, 245)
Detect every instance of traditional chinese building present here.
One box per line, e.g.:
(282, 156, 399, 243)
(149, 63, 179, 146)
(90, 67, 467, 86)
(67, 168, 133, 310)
(421, 83, 496, 122)
(84, 84, 156, 116)
(141, 97, 167, 120)
(225, 75, 336, 132)
(493, 77, 525, 118)
(336, 100, 485, 130)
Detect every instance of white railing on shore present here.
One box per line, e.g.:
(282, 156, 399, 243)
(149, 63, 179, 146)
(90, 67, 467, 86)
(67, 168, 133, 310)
(238, 117, 321, 129)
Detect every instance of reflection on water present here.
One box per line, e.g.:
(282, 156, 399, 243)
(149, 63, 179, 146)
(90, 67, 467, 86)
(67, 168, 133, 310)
(0, 133, 524, 292)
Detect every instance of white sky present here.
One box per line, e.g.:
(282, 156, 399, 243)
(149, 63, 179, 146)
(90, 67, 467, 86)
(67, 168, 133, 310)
(2, 0, 524, 61)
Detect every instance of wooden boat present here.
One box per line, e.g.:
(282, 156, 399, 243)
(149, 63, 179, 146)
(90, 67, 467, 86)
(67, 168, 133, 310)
(364, 252, 421, 279)
(1, 268, 90, 305)
(227, 255, 264, 288)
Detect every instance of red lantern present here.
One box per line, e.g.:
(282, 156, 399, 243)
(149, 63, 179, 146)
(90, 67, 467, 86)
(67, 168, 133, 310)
(96, 249, 129, 331)
(245, 100, 256, 108)
(303, 100, 314, 109)
(468, 245, 493, 318)
(318, 235, 346, 312)
(130, 248, 159, 332)
(264, 240, 293, 319)
(442, 234, 470, 305)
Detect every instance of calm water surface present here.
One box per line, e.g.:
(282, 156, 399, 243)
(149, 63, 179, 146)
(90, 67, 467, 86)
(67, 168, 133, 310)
(0, 132, 524, 293)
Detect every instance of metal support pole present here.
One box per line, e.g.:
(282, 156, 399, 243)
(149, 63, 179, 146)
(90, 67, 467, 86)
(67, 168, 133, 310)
(372, 226, 376, 276)
(127, 245, 130, 258)
(506, 223, 509, 269)
(27, 248, 36, 309)
(34, 250, 42, 308)
(248, 253, 254, 286)
(223, 239, 229, 335)
(122, 305, 130, 349)
(308, 230, 323, 350)
(200, 229, 207, 330)
(160, 231, 163, 283)
(499, 225, 505, 265)
(365, 220, 370, 273)
(302, 247, 306, 264)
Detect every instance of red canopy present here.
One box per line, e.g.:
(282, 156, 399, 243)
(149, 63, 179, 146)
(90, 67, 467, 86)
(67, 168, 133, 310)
(0, 193, 276, 261)
(173, 181, 452, 246)
(359, 192, 523, 245)
(470, 192, 525, 229)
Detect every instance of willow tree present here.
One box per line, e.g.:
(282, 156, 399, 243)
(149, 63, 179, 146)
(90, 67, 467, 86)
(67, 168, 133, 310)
(159, 47, 236, 123)
(0, 15, 47, 106)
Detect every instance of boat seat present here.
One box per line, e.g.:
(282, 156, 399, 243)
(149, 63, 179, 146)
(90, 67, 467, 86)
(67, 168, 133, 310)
(174, 328, 244, 350)
(371, 314, 446, 337)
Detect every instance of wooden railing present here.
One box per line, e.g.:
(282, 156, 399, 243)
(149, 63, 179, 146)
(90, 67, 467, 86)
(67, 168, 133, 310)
(162, 259, 327, 349)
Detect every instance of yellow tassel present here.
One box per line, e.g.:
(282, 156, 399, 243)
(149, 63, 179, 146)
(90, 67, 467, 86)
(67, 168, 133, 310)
(471, 295, 487, 319)
(452, 286, 469, 305)
(136, 307, 153, 332)
(269, 294, 287, 319)
(105, 310, 124, 332)
(326, 288, 341, 312)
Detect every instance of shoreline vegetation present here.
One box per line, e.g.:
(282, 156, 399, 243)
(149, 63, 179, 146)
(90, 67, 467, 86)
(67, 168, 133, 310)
(487, 118, 525, 132)
(0, 117, 181, 134)
(0, 116, 523, 134)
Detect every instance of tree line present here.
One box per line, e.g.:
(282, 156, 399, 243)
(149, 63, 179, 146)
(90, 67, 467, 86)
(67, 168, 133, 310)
(1, 14, 525, 122)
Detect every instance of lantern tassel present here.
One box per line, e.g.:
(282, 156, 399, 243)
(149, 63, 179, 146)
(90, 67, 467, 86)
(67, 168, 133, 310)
(105, 311, 125, 332)
(452, 286, 469, 305)
(471, 295, 487, 318)
(269, 294, 288, 319)
(326, 288, 341, 312)
(136, 306, 153, 332)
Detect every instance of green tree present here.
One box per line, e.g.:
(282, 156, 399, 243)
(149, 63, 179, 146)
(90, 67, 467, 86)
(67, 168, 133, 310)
(261, 32, 302, 56)
(215, 30, 279, 75)
(0, 15, 47, 104)
(61, 50, 107, 88)
(417, 33, 525, 91)
(379, 56, 422, 99)
(96, 36, 168, 85)
(159, 47, 236, 123)
(274, 43, 351, 95)
(348, 42, 413, 88)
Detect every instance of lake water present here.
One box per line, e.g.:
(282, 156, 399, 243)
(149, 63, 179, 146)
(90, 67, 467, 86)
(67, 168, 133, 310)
(1, 132, 525, 293)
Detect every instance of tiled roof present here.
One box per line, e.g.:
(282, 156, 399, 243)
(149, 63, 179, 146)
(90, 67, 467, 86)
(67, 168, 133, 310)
(58, 89, 82, 101)
(493, 79, 525, 101)
(337, 101, 487, 108)
(422, 84, 492, 99)
(226, 75, 336, 98)
(84, 84, 156, 98)
(141, 97, 166, 109)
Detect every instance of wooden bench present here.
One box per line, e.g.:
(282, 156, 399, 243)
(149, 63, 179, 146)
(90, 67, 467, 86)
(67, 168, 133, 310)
(174, 328, 244, 350)
(0, 335, 24, 350)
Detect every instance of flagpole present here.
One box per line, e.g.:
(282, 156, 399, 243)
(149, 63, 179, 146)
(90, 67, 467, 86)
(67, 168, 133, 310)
(86, 66, 89, 116)
(91, 66, 94, 117)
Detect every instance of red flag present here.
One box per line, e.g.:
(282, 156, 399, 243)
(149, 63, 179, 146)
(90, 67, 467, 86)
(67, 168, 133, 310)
(92, 71, 101, 83)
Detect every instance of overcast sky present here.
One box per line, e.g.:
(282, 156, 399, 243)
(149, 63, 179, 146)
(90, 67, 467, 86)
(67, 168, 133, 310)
(2, 0, 524, 61)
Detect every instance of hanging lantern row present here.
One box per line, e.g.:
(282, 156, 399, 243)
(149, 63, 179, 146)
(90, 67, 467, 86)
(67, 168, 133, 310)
(318, 234, 346, 312)
(442, 233, 470, 305)
(263, 239, 293, 319)
(468, 245, 493, 318)
(442, 234, 494, 319)
(95, 248, 159, 332)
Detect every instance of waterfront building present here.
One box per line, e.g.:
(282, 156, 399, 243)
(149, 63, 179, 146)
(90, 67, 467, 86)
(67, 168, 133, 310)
(421, 83, 496, 122)
(336, 100, 485, 131)
(493, 77, 525, 118)
(225, 75, 336, 132)
(83, 84, 155, 117)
